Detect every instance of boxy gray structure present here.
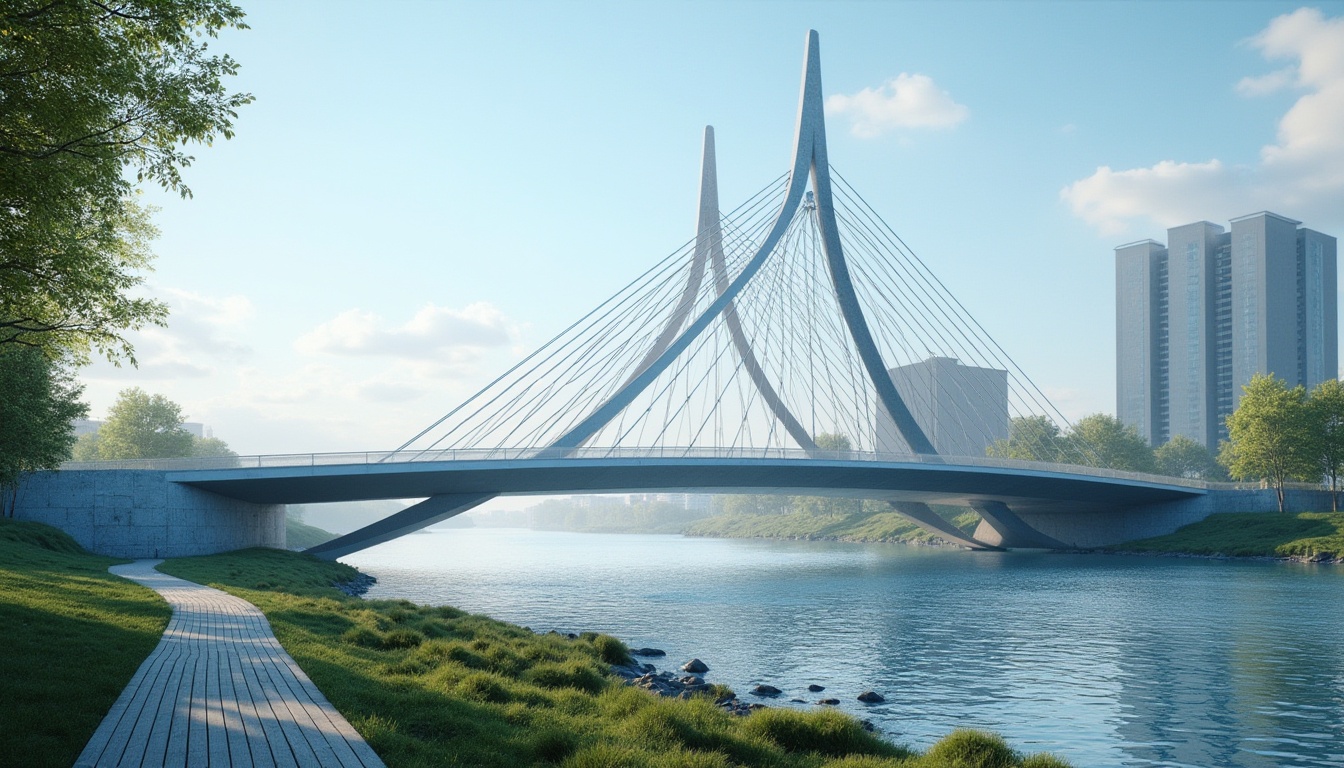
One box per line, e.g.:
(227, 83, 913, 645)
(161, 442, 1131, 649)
(1117, 212, 1337, 447)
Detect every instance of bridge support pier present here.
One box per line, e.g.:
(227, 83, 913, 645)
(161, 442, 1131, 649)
(968, 500, 1067, 549)
(888, 501, 1002, 551)
(305, 492, 496, 560)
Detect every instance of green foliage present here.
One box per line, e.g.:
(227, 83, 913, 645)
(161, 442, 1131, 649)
(192, 436, 237, 458)
(685, 503, 979, 546)
(1, 1, 251, 361)
(987, 416, 1067, 464)
(1307, 379, 1344, 511)
(155, 548, 1064, 768)
(0, 519, 171, 767)
(918, 729, 1017, 768)
(740, 708, 907, 758)
(1064, 414, 1155, 474)
(1154, 435, 1225, 480)
(95, 387, 195, 459)
(0, 347, 86, 500)
(1220, 374, 1316, 512)
(1112, 511, 1344, 560)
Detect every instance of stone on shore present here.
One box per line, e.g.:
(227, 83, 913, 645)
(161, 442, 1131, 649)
(857, 691, 886, 703)
(681, 658, 709, 674)
(632, 647, 667, 657)
(750, 684, 782, 697)
(807, 684, 825, 692)
(817, 698, 840, 705)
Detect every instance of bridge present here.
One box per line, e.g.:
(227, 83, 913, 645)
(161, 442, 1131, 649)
(22, 31, 1276, 560)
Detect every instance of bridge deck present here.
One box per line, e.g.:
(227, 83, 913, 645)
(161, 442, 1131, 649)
(76, 561, 383, 768)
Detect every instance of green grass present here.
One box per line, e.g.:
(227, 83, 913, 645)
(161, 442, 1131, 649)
(286, 514, 338, 549)
(0, 518, 171, 768)
(1109, 511, 1344, 559)
(685, 507, 982, 546)
(157, 547, 1069, 768)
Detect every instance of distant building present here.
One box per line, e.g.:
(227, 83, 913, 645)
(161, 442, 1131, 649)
(627, 492, 712, 512)
(877, 356, 1009, 458)
(1116, 212, 1337, 447)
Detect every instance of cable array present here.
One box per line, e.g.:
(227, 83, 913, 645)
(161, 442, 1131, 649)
(394, 166, 1089, 465)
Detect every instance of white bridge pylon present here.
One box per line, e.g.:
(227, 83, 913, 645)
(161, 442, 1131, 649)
(308, 31, 1081, 559)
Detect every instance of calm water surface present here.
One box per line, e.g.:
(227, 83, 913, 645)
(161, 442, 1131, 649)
(343, 529, 1344, 767)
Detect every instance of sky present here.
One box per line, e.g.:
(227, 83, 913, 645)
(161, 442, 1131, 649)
(80, 0, 1344, 458)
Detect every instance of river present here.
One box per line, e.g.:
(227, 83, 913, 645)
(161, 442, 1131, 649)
(342, 528, 1344, 767)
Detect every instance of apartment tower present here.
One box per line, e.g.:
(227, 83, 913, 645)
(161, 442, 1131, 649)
(1116, 212, 1337, 447)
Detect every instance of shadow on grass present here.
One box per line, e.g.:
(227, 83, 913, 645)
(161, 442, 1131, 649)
(1111, 512, 1344, 558)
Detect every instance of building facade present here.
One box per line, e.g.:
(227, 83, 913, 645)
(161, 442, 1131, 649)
(1116, 212, 1337, 447)
(877, 356, 1009, 458)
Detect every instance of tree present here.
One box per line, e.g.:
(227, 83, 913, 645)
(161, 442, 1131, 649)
(192, 436, 236, 458)
(1154, 435, 1226, 480)
(0, 346, 86, 514)
(1065, 414, 1156, 474)
(1220, 374, 1316, 512)
(95, 388, 195, 459)
(1, 1, 251, 361)
(986, 415, 1067, 463)
(1307, 378, 1344, 511)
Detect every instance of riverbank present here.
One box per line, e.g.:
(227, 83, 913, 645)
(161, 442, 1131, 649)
(0, 516, 1072, 767)
(683, 507, 980, 545)
(1104, 511, 1344, 561)
(158, 546, 1070, 766)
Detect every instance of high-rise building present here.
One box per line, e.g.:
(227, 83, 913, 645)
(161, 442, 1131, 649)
(877, 356, 1009, 458)
(1116, 211, 1337, 447)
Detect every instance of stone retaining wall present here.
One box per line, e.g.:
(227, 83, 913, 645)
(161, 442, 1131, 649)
(11, 470, 284, 558)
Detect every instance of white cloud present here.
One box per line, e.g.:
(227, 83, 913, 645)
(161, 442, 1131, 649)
(825, 73, 968, 138)
(83, 286, 254, 379)
(295, 302, 515, 359)
(1063, 7, 1344, 236)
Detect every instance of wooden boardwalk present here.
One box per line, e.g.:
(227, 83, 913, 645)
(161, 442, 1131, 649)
(76, 560, 384, 768)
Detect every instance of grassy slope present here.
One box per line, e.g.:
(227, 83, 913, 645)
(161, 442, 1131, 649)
(685, 508, 982, 546)
(1110, 511, 1344, 559)
(159, 548, 1068, 768)
(0, 519, 171, 768)
(286, 514, 337, 549)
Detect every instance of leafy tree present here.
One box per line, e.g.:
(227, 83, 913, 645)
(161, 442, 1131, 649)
(1307, 378, 1344, 511)
(1220, 374, 1316, 512)
(1154, 435, 1226, 480)
(95, 388, 195, 459)
(986, 415, 1068, 463)
(0, 347, 86, 514)
(192, 435, 236, 458)
(71, 431, 102, 462)
(1, 0, 251, 361)
(814, 431, 853, 454)
(1065, 414, 1156, 474)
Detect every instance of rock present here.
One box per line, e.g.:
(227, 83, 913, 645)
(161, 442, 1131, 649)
(817, 698, 840, 705)
(681, 658, 709, 674)
(632, 647, 667, 657)
(750, 684, 782, 697)
(807, 684, 826, 692)
(789, 698, 806, 703)
(679, 675, 705, 686)
(857, 691, 886, 704)
(860, 719, 876, 732)
(566, 633, 578, 639)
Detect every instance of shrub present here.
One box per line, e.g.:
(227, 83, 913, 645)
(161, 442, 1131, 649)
(381, 628, 426, 650)
(531, 728, 581, 763)
(456, 671, 512, 703)
(586, 633, 632, 665)
(560, 743, 651, 768)
(1019, 754, 1071, 768)
(920, 729, 1018, 768)
(740, 708, 896, 758)
(526, 661, 609, 694)
(341, 626, 384, 648)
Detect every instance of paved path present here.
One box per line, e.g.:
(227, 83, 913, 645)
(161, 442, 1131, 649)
(76, 560, 384, 768)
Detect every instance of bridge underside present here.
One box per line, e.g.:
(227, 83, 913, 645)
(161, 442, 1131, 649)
(167, 458, 1205, 558)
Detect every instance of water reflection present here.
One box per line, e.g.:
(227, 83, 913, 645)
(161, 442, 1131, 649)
(345, 530, 1344, 767)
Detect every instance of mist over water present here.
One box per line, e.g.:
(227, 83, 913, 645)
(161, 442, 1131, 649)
(344, 529, 1344, 767)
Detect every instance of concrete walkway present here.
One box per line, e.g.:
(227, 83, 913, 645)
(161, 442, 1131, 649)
(76, 560, 384, 768)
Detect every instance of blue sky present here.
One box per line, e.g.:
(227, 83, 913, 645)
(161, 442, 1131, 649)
(82, 1, 1344, 455)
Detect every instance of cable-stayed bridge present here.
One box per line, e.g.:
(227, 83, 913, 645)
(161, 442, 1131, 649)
(42, 31, 1237, 560)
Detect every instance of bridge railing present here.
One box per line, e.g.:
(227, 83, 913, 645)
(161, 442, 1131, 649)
(53, 446, 1245, 490)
